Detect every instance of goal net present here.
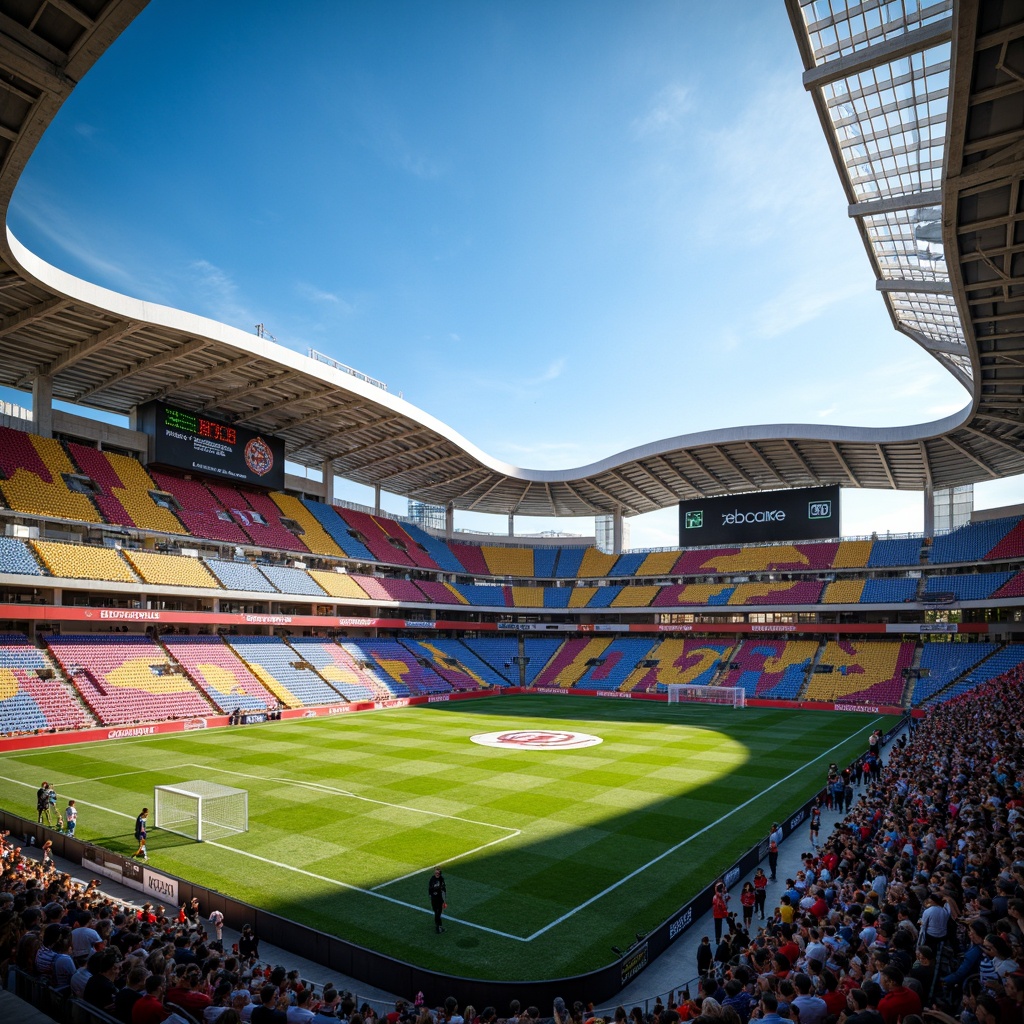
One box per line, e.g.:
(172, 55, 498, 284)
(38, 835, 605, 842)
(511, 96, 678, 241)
(154, 781, 248, 842)
(667, 684, 746, 708)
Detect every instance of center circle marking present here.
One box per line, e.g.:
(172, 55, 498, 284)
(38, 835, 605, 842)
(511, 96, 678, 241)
(471, 729, 602, 750)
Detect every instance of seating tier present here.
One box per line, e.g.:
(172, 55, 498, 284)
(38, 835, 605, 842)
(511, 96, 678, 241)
(206, 482, 309, 552)
(272, 495, 345, 556)
(290, 638, 391, 701)
(257, 564, 327, 597)
(481, 545, 535, 577)
(923, 571, 1015, 601)
(532, 638, 611, 688)
(0, 537, 45, 576)
(352, 638, 450, 695)
(206, 559, 280, 593)
(0, 635, 91, 733)
(721, 640, 817, 699)
(929, 518, 1019, 564)
(911, 642, 997, 705)
(225, 636, 344, 707)
(805, 640, 913, 704)
(162, 636, 276, 711)
(622, 639, 734, 693)
(574, 637, 659, 691)
(32, 541, 137, 582)
(123, 550, 221, 589)
(45, 634, 212, 724)
(336, 507, 418, 567)
(0, 426, 102, 523)
(148, 471, 249, 544)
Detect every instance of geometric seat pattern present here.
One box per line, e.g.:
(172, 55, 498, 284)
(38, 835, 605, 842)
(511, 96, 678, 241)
(397, 639, 501, 690)
(346, 638, 449, 696)
(0, 634, 92, 734)
(0, 426, 102, 523)
(928, 517, 1019, 564)
(720, 639, 818, 699)
(148, 470, 250, 545)
(123, 550, 221, 589)
(531, 638, 612, 689)
(206, 482, 309, 553)
(224, 636, 345, 708)
(621, 638, 735, 694)
(161, 636, 276, 712)
(44, 634, 213, 725)
(805, 640, 914, 705)
(287, 638, 392, 702)
(205, 559, 280, 593)
(571, 637, 659, 690)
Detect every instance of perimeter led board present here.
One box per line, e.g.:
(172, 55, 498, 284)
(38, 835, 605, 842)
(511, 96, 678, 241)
(140, 401, 285, 490)
(679, 485, 840, 546)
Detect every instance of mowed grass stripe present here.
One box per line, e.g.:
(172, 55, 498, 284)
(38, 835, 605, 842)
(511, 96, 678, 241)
(0, 699, 893, 979)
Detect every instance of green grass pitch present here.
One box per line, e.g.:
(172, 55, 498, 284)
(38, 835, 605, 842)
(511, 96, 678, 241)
(0, 697, 897, 980)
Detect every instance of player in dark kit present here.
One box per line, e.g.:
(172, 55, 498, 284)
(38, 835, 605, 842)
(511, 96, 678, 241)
(428, 867, 447, 933)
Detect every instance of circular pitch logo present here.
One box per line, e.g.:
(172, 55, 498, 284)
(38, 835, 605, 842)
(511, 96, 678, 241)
(471, 730, 602, 750)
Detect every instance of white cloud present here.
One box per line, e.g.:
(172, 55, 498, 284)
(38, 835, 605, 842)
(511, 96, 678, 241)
(632, 83, 693, 138)
(294, 281, 355, 314)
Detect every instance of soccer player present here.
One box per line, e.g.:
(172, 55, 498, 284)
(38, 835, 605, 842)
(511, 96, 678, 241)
(133, 807, 149, 860)
(65, 799, 77, 838)
(428, 867, 447, 933)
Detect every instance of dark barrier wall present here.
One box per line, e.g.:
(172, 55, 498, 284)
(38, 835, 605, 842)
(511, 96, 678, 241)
(0, 716, 906, 1006)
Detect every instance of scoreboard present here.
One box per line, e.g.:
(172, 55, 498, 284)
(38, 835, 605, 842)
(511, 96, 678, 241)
(679, 485, 840, 547)
(140, 401, 286, 490)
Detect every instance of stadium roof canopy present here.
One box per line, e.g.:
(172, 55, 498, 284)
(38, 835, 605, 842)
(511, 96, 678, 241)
(0, 0, 1020, 518)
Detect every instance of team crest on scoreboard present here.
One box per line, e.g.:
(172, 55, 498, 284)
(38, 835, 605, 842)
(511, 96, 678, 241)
(471, 730, 602, 749)
(244, 436, 274, 476)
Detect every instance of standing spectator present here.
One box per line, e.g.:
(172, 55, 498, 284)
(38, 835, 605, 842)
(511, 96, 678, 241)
(37, 781, 51, 825)
(712, 882, 731, 943)
(697, 935, 714, 978)
(65, 799, 77, 838)
(238, 923, 259, 962)
(753, 868, 769, 920)
(741, 882, 756, 931)
(133, 809, 148, 861)
(208, 907, 224, 944)
(768, 823, 783, 881)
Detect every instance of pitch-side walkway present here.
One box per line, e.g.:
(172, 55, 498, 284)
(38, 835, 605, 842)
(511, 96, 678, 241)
(22, 726, 903, 1013)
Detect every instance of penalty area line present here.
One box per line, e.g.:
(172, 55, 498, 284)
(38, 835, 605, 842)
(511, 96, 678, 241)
(0, 770, 525, 940)
(523, 714, 886, 941)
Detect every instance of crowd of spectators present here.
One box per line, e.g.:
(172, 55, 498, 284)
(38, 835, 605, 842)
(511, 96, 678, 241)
(1, 669, 1022, 1024)
(659, 669, 1024, 1024)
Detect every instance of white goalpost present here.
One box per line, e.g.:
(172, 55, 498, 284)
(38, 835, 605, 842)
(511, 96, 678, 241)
(154, 781, 249, 842)
(666, 684, 746, 708)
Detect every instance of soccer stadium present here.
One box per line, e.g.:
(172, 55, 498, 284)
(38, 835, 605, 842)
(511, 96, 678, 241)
(0, 0, 1023, 1022)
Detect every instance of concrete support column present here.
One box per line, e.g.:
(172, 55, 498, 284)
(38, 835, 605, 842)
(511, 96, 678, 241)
(923, 485, 934, 538)
(373, 484, 381, 516)
(322, 459, 335, 504)
(612, 509, 624, 555)
(445, 503, 454, 541)
(508, 512, 515, 537)
(32, 375, 53, 438)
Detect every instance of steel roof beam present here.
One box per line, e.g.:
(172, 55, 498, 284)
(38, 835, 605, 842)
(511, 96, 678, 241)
(213, 369, 303, 406)
(155, 354, 255, 402)
(15, 319, 140, 386)
(877, 279, 954, 295)
(232, 386, 338, 425)
(801, 17, 953, 91)
(847, 190, 944, 218)
(0, 296, 69, 337)
(75, 337, 211, 401)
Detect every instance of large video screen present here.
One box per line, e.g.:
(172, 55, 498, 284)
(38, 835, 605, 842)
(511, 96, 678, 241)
(679, 485, 841, 547)
(140, 401, 285, 490)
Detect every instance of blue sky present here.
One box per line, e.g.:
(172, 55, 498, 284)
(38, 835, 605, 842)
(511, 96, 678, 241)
(4, 1, 1021, 547)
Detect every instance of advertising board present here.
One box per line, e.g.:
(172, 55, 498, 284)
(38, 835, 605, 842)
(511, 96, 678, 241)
(140, 400, 286, 489)
(679, 485, 841, 546)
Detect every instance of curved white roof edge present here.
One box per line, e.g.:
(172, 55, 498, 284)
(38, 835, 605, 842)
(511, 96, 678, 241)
(7, 226, 976, 487)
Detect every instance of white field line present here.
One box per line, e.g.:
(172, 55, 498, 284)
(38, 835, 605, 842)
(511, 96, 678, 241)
(522, 714, 884, 941)
(0, 715, 882, 943)
(0, 769, 523, 940)
(180, 763, 521, 892)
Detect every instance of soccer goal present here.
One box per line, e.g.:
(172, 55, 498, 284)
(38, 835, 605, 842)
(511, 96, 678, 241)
(154, 781, 248, 842)
(666, 684, 746, 708)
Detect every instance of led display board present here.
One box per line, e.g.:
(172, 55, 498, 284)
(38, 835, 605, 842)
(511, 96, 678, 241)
(140, 401, 285, 490)
(679, 485, 840, 547)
